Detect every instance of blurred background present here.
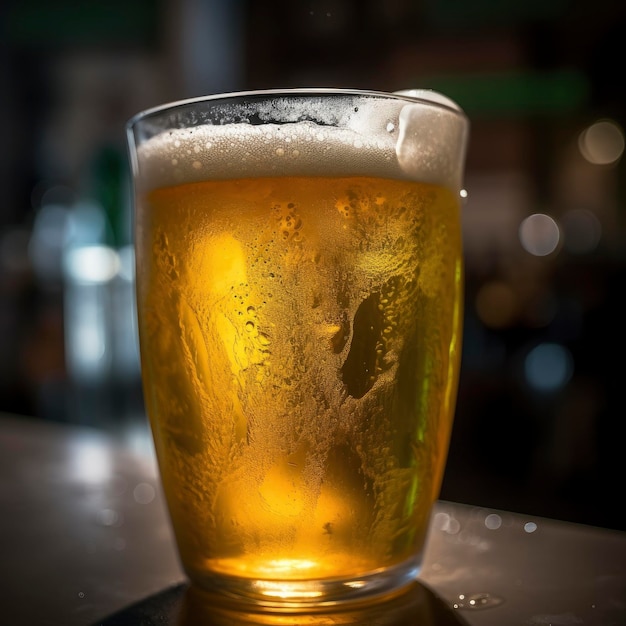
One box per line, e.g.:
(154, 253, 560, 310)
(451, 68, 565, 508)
(0, 0, 624, 532)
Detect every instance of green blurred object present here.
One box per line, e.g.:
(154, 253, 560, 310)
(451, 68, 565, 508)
(90, 144, 131, 248)
(4, 0, 162, 47)
(419, 70, 590, 117)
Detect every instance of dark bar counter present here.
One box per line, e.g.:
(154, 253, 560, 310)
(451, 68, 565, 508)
(1, 413, 624, 626)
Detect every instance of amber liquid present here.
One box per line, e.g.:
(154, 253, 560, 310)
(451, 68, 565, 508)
(135, 175, 463, 596)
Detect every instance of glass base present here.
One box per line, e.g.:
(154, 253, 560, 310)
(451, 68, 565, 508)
(185, 556, 423, 611)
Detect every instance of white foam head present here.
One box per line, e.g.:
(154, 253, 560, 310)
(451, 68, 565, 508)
(130, 90, 468, 192)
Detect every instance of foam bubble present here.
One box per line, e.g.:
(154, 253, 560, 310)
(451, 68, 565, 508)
(134, 94, 467, 192)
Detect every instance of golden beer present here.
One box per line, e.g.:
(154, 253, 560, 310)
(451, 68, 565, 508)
(129, 90, 468, 607)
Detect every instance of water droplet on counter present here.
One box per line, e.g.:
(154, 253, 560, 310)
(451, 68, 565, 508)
(453, 592, 504, 610)
(433, 511, 461, 534)
(133, 482, 155, 504)
(97, 508, 121, 527)
(484, 513, 502, 530)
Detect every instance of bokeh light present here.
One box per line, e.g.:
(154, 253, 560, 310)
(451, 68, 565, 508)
(578, 119, 624, 165)
(70, 439, 112, 484)
(519, 213, 560, 257)
(475, 281, 518, 329)
(524, 343, 574, 392)
(63, 245, 120, 284)
(28, 204, 71, 283)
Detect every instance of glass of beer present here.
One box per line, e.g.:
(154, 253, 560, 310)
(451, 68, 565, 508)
(126, 89, 469, 609)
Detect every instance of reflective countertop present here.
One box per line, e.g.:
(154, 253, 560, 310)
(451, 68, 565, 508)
(1, 413, 624, 626)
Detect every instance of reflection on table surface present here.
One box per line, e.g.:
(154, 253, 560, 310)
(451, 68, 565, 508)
(98, 580, 469, 626)
(1, 412, 625, 626)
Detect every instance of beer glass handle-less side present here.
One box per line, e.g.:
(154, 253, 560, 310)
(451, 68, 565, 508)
(127, 89, 469, 609)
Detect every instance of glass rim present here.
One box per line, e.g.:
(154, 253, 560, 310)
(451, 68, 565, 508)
(126, 87, 468, 131)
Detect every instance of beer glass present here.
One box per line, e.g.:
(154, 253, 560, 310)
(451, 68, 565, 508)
(126, 89, 469, 609)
